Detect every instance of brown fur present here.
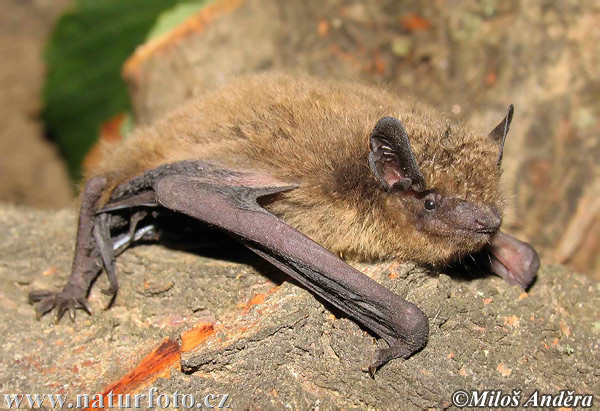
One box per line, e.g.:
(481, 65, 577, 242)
(93, 73, 503, 264)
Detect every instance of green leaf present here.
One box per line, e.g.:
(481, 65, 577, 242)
(43, 0, 196, 181)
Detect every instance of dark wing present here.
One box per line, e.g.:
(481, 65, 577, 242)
(30, 161, 429, 374)
(153, 164, 428, 374)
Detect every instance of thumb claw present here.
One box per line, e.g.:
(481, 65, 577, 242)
(369, 338, 423, 376)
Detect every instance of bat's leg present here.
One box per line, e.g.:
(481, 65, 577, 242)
(126, 211, 147, 240)
(28, 164, 213, 321)
(93, 212, 118, 295)
(112, 220, 157, 253)
(29, 193, 160, 321)
(29, 176, 108, 322)
(153, 169, 429, 374)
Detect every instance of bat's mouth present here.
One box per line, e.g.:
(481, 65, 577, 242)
(485, 231, 539, 289)
(450, 224, 499, 242)
(473, 224, 499, 235)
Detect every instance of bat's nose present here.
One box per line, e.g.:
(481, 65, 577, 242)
(474, 210, 502, 234)
(446, 199, 502, 235)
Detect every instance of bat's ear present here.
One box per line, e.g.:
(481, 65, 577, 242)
(368, 116, 426, 192)
(489, 105, 514, 166)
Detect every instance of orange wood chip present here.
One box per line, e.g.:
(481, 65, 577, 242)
(497, 362, 512, 376)
(317, 19, 330, 37)
(559, 321, 572, 337)
(181, 323, 216, 352)
(100, 339, 180, 396)
(400, 13, 431, 32)
(503, 315, 520, 327)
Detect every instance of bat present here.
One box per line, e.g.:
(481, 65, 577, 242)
(29, 73, 539, 375)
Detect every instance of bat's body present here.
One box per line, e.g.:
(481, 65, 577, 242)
(98, 74, 501, 263)
(30, 73, 539, 374)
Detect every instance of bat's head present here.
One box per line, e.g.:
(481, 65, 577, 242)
(367, 106, 537, 288)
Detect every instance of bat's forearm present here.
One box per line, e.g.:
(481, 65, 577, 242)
(68, 176, 108, 294)
(155, 171, 429, 372)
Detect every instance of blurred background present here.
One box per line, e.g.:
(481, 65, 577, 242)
(1, 0, 598, 279)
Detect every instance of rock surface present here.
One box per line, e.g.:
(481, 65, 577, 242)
(0, 205, 597, 408)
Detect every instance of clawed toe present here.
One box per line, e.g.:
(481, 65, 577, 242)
(77, 297, 92, 315)
(29, 289, 92, 323)
(28, 289, 55, 303)
(34, 297, 57, 320)
(55, 301, 71, 323)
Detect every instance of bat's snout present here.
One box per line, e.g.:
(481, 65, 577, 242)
(446, 199, 502, 235)
(473, 211, 502, 235)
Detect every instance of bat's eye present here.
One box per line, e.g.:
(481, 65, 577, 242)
(424, 199, 436, 211)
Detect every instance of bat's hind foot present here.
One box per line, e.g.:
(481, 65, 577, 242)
(29, 284, 92, 323)
(28, 175, 123, 323)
